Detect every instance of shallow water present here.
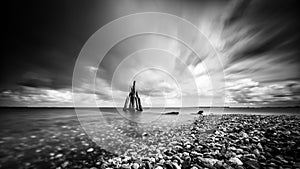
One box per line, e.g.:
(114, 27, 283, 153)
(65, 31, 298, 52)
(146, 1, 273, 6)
(0, 107, 299, 145)
(0, 107, 299, 168)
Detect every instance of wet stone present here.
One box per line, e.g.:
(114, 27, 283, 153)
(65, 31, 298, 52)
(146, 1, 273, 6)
(1, 114, 299, 169)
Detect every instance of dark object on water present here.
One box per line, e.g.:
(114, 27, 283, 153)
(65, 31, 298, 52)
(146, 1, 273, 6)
(163, 111, 179, 115)
(123, 81, 143, 111)
(197, 110, 204, 115)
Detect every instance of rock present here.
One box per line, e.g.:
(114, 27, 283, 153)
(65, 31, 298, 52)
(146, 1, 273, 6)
(267, 162, 277, 168)
(244, 159, 260, 169)
(164, 162, 175, 169)
(259, 155, 266, 161)
(61, 161, 69, 168)
(241, 132, 249, 138)
(228, 147, 237, 152)
(172, 162, 181, 169)
(253, 149, 260, 157)
(183, 152, 189, 157)
(204, 154, 214, 159)
(199, 157, 219, 166)
(229, 157, 243, 166)
(251, 136, 259, 143)
(157, 154, 163, 159)
(132, 163, 139, 169)
(150, 157, 156, 163)
(257, 143, 263, 151)
(229, 133, 238, 140)
(275, 155, 288, 164)
(244, 154, 256, 159)
(172, 155, 182, 164)
(235, 166, 244, 169)
(87, 148, 94, 153)
(214, 161, 223, 168)
(155, 166, 164, 169)
(239, 146, 249, 151)
(121, 163, 130, 169)
(236, 148, 243, 154)
(30, 135, 37, 138)
(225, 151, 236, 158)
(164, 112, 179, 115)
(197, 110, 204, 115)
(191, 151, 201, 156)
(158, 159, 165, 165)
(145, 161, 152, 169)
(222, 163, 234, 169)
(174, 145, 183, 152)
(181, 158, 191, 169)
(55, 154, 63, 158)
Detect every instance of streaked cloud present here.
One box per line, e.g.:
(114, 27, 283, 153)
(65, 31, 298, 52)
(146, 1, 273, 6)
(1, 0, 299, 107)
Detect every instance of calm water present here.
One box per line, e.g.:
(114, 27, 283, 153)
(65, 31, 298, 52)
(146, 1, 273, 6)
(0, 107, 299, 167)
(0, 107, 299, 138)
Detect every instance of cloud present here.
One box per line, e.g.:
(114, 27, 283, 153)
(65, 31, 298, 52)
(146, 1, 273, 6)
(0, 87, 73, 106)
(1, 0, 300, 107)
(225, 78, 300, 106)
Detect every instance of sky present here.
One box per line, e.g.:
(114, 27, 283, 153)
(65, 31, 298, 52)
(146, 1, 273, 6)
(1, 0, 300, 107)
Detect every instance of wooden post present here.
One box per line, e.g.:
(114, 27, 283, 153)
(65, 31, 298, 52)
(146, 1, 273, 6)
(123, 81, 143, 111)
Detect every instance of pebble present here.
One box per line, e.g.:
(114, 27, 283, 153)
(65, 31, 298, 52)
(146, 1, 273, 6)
(87, 148, 94, 153)
(244, 159, 260, 169)
(55, 154, 63, 158)
(257, 143, 263, 151)
(229, 157, 243, 165)
(172, 162, 181, 169)
(61, 161, 69, 168)
(253, 149, 260, 157)
(132, 163, 139, 169)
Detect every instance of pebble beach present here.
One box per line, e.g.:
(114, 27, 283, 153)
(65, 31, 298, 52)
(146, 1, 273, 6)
(0, 109, 300, 169)
(98, 114, 300, 169)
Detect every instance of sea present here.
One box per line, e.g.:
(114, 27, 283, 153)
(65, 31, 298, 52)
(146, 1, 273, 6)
(1, 107, 299, 133)
(0, 107, 299, 168)
(1, 107, 299, 143)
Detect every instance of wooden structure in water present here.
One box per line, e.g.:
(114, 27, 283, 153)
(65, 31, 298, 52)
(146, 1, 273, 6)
(123, 81, 143, 111)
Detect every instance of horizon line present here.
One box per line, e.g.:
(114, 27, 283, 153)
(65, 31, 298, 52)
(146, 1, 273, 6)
(0, 106, 299, 108)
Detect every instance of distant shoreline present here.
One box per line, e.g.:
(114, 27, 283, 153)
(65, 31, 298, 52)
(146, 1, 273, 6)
(0, 106, 299, 109)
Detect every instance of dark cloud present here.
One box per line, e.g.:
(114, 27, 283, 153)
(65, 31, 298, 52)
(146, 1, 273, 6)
(223, 0, 300, 65)
(224, 0, 252, 27)
(1, 0, 300, 107)
(2, 0, 118, 90)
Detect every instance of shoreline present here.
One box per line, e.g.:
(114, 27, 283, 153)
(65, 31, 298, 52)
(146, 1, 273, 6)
(0, 114, 299, 168)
